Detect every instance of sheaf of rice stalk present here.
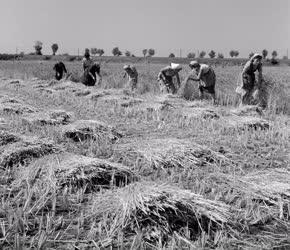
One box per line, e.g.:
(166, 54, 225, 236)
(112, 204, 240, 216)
(209, 168, 290, 205)
(0, 131, 21, 147)
(113, 138, 229, 171)
(22, 109, 74, 126)
(0, 135, 59, 169)
(0, 103, 37, 115)
(87, 181, 232, 244)
(206, 169, 290, 248)
(61, 120, 122, 143)
(14, 153, 138, 193)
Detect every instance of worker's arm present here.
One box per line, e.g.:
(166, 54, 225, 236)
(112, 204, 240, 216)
(159, 69, 167, 81)
(62, 64, 67, 74)
(96, 66, 102, 85)
(195, 68, 203, 81)
(175, 73, 181, 88)
(82, 60, 86, 71)
(89, 72, 96, 82)
(123, 72, 127, 78)
(256, 64, 263, 88)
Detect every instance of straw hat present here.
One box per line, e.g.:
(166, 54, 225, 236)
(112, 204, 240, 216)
(170, 63, 182, 70)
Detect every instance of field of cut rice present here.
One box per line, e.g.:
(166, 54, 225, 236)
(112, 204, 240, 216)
(0, 60, 289, 249)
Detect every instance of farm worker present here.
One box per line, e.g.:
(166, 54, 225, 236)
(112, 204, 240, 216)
(123, 65, 138, 91)
(82, 49, 94, 72)
(53, 61, 67, 80)
(81, 63, 102, 86)
(186, 61, 216, 101)
(157, 63, 182, 94)
(236, 53, 263, 105)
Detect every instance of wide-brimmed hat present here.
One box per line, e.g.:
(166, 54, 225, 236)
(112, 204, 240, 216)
(251, 53, 262, 61)
(170, 63, 182, 70)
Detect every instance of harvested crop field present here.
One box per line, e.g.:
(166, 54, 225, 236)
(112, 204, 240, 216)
(0, 60, 289, 249)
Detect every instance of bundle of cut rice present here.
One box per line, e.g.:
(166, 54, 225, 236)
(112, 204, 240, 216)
(87, 182, 232, 243)
(230, 105, 264, 116)
(0, 95, 22, 104)
(0, 135, 59, 168)
(0, 131, 21, 146)
(210, 169, 290, 203)
(14, 153, 137, 192)
(178, 78, 200, 100)
(113, 138, 228, 171)
(61, 120, 122, 143)
(226, 116, 270, 130)
(22, 109, 73, 126)
(0, 103, 37, 115)
(206, 169, 290, 247)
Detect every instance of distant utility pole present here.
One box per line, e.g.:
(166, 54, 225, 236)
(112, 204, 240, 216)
(78, 48, 79, 57)
(287, 49, 288, 59)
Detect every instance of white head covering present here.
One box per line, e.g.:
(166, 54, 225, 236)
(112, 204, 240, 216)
(250, 53, 262, 61)
(189, 61, 199, 67)
(123, 65, 130, 70)
(170, 63, 182, 70)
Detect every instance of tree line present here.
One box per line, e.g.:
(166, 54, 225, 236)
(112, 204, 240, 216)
(24, 41, 284, 60)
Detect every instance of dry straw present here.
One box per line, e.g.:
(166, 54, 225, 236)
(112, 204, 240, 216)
(14, 153, 137, 192)
(61, 120, 122, 143)
(88, 181, 232, 243)
(113, 138, 230, 171)
(0, 132, 59, 169)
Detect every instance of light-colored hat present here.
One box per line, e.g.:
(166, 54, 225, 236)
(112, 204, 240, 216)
(251, 53, 262, 61)
(170, 63, 182, 70)
(123, 65, 130, 70)
(189, 61, 199, 67)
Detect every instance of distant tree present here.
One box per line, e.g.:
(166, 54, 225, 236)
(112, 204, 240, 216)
(199, 51, 206, 58)
(282, 55, 288, 60)
(125, 50, 131, 57)
(95, 49, 104, 56)
(142, 49, 147, 57)
(262, 49, 268, 59)
(208, 50, 216, 58)
(229, 50, 235, 58)
(249, 52, 254, 58)
(34, 41, 43, 55)
(90, 48, 98, 56)
(19, 52, 25, 57)
(148, 48, 155, 57)
(51, 43, 58, 56)
(131, 54, 136, 57)
(272, 50, 278, 58)
(187, 52, 195, 59)
(217, 53, 224, 59)
(234, 50, 239, 57)
(112, 47, 122, 56)
(169, 53, 175, 58)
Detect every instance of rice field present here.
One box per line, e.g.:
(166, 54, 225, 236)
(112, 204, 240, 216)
(0, 59, 289, 249)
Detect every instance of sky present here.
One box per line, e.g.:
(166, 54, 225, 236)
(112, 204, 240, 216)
(0, 0, 289, 58)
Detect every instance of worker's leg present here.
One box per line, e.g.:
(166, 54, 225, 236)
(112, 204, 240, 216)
(198, 86, 204, 99)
